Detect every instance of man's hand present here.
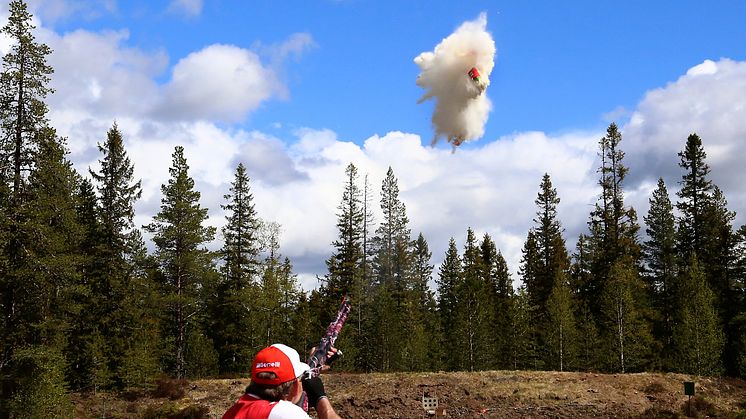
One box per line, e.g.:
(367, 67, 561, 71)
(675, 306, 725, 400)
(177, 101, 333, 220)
(309, 346, 342, 372)
(301, 376, 327, 409)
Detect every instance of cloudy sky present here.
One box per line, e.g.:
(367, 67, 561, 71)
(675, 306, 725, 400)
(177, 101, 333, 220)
(2, 1, 746, 290)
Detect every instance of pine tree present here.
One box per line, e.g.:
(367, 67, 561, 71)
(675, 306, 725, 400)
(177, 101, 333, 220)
(642, 178, 678, 367)
(211, 163, 261, 374)
(672, 255, 724, 376)
(0, 0, 54, 204)
(0, 3, 55, 406)
(144, 146, 217, 379)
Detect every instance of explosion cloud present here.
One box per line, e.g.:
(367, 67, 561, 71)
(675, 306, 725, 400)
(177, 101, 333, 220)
(415, 13, 496, 147)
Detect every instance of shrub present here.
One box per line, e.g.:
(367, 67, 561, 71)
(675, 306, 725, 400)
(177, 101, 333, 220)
(681, 395, 718, 417)
(642, 382, 666, 394)
(152, 377, 189, 400)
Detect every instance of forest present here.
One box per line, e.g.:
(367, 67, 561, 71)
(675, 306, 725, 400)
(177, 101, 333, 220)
(1, 1, 745, 417)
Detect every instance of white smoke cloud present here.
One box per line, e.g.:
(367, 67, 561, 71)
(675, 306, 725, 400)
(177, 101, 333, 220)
(414, 13, 496, 146)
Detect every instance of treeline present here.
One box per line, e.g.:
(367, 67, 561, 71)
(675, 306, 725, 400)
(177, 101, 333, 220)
(1, 1, 746, 417)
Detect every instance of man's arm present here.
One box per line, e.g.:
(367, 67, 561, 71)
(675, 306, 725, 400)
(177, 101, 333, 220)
(315, 397, 341, 419)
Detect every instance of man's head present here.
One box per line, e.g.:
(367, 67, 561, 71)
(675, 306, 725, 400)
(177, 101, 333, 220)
(247, 344, 310, 403)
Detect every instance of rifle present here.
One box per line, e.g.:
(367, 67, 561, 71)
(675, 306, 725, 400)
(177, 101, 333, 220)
(298, 296, 351, 411)
(306, 295, 351, 377)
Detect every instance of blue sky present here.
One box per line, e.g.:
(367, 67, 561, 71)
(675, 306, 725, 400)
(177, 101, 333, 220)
(40, 1, 746, 143)
(4, 0, 746, 289)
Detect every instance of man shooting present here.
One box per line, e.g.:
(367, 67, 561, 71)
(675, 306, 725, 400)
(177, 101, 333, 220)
(222, 344, 341, 419)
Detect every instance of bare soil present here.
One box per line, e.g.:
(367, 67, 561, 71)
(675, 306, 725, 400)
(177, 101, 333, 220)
(73, 371, 746, 418)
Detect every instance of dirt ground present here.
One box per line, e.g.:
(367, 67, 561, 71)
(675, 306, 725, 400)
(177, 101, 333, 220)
(73, 370, 746, 418)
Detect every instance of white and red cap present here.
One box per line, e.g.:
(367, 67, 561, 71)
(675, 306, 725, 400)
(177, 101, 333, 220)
(251, 344, 310, 385)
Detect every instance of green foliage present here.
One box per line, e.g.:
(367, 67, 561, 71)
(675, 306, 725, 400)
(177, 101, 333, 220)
(546, 271, 577, 371)
(210, 163, 262, 375)
(672, 256, 724, 376)
(0, 0, 54, 201)
(144, 146, 216, 379)
(509, 288, 536, 370)
(643, 178, 678, 368)
(7, 345, 72, 418)
(185, 330, 219, 379)
(437, 238, 463, 370)
(600, 257, 654, 373)
(119, 327, 161, 390)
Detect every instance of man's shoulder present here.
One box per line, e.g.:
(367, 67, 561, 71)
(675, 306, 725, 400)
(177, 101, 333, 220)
(268, 400, 311, 419)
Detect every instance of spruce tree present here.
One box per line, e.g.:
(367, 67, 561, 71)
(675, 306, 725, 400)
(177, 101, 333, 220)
(407, 232, 439, 371)
(144, 146, 217, 378)
(87, 123, 145, 387)
(370, 167, 413, 371)
(436, 238, 463, 370)
(586, 124, 641, 318)
(4, 128, 80, 415)
(479, 234, 512, 369)
(326, 163, 364, 298)
(531, 174, 570, 311)
(493, 248, 515, 369)
(211, 163, 261, 374)
(459, 228, 492, 371)
(675, 135, 738, 373)
(642, 178, 678, 367)
(323, 164, 366, 370)
(524, 174, 571, 367)
(518, 230, 543, 368)
(676, 133, 713, 259)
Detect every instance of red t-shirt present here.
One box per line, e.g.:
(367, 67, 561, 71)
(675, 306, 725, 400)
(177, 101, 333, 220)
(222, 393, 310, 419)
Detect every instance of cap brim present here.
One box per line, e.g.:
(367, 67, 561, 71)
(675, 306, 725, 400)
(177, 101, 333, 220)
(294, 361, 311, 378)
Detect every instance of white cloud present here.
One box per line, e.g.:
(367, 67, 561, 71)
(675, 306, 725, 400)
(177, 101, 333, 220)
(159, 44, 282, 122)
(167, 0, 203, 18)
(44, 28, 167, 118)
(40, 27, 299, 124)
(623, 58, 746, 227)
